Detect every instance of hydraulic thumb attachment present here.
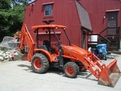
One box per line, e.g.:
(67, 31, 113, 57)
(98, 59, 120, 87)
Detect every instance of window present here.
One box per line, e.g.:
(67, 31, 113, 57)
(44, 4, 52, 16)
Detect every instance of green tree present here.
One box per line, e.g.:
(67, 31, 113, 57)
(12, 0, 33, 5)
(0, 0, 11, 30)
(0, 0, 33, 41)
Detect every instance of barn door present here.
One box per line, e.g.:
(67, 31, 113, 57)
(81, 26, 92, 50)
(107, 12, 118, 35)
(107, 11, 119, 50)
(82, 30, 86, 49)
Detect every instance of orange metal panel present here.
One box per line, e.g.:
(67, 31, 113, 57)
(32, 24, 66, 30)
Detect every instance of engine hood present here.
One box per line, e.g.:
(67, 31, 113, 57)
(62, 44, 89, 56)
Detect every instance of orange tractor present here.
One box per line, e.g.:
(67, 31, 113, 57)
(19, 23, 120, 87)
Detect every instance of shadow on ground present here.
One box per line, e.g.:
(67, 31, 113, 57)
(17, 64, 97, 82)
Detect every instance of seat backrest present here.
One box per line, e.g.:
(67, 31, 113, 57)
(43, 40, 50, 50)
(40, 45, 48, 50)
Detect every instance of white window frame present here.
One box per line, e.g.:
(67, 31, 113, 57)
(44, 4, 52, 16)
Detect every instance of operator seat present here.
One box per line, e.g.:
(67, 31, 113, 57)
(43, 40, 51, 51)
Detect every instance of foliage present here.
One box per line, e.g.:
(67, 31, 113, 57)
(0, 0, 11, 9)
(0, 0, 33, 37)
(12, 0, 33, 5)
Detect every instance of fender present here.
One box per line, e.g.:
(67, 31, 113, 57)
(34, 48, 52, 62)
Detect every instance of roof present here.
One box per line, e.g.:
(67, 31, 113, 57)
(32, 24, 66, 30)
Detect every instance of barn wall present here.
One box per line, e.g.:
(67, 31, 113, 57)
(79, 0, 121, 33)
(23, 0, 121, 48)
(23, 0, 81, 46)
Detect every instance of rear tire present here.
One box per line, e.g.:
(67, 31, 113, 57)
(64, 62, 79, 78)
(31, 53, 49, 73)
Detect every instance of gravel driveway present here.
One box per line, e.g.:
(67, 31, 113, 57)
(0, 54, 121, 91)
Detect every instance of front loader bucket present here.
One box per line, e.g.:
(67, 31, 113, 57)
(98, 59, 121, 87)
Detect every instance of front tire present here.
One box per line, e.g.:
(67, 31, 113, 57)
(31, 53, 49, 73)
(64, 62, 79, 78)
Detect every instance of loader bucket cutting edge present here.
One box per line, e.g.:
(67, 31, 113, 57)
(98, 59, 121, 87)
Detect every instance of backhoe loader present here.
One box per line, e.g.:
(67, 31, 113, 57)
(18, 23, 120, 87)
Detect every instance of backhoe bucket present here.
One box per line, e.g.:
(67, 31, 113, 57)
(98, 59, 120, 87)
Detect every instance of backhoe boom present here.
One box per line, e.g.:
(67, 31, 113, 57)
(19, 24, 35, 61)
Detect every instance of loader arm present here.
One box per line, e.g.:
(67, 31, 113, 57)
(62, 44, 120, 87)
(18, 24, 35, 61)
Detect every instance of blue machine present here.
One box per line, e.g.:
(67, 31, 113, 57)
(96, 44, 107, 60)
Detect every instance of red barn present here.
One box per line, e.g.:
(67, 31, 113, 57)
(23, 0, 121, 50)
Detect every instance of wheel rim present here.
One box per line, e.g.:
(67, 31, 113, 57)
(34, 59, 41, 69)
(65, 66, 74, 76)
